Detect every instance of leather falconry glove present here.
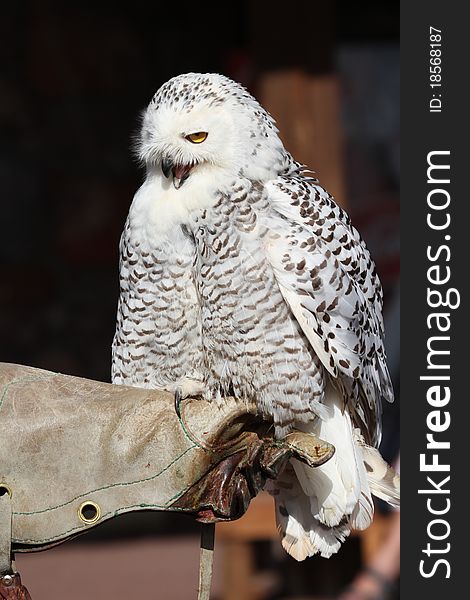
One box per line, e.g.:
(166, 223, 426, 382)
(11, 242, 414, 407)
(0, 363, 334, 599)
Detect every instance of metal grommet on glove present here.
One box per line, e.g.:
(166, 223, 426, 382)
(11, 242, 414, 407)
(0, 485, 12, 499)
(0, 572, 33, 599)
(78, 501, 101, 524)
(1, 574, 13, 587)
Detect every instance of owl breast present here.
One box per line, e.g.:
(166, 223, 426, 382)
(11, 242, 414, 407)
(191, 187, 326, 430)
(112, 220, 203, 390)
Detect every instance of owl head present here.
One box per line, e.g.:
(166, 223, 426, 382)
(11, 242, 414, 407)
(137, 73, 288, 190)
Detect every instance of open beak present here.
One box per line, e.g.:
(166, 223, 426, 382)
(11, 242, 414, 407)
(161, 157, 194, 189)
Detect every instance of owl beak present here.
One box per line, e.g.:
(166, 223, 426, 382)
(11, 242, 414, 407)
(161, 157, 173, 179)
(161, 157, 193, 189)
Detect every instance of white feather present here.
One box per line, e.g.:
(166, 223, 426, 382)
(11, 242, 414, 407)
(360, 443, 400, 508)
(273, 382, 398, 559)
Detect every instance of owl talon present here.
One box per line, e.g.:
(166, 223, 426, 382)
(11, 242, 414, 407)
(174, 387, 183, 419)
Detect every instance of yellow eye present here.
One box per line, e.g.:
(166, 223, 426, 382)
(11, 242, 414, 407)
(186, 131, 208, 144)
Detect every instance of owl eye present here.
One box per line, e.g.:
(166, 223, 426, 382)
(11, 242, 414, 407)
(186, 131, 208, 144)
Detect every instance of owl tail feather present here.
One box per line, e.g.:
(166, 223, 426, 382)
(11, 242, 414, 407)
(360, 444, 400, 509)
(272, 383, 400, 561)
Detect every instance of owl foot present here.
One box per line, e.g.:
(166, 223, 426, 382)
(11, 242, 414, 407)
(174, 377, 206, 418)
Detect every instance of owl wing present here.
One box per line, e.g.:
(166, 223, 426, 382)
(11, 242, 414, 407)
(263, 175, 393, 445)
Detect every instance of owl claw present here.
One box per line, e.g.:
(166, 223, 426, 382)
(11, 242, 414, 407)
(172, 378, 206, 418)
(174, 387, 183, 419)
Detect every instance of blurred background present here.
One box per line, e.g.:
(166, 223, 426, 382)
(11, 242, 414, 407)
(1, 1, 399, 598)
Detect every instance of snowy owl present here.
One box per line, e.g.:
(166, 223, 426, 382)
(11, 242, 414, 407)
(112, 73, 399, 560)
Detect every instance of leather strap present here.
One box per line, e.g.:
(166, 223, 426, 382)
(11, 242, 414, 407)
(0, 573, 32, 600)
(197, 524, 215, 600)
(0, 493, 12, 576)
